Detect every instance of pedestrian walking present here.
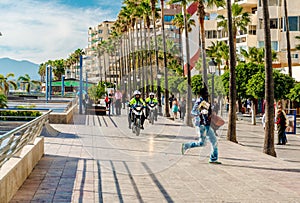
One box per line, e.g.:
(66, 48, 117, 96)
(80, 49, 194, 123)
(181, 84, 221, 164)
(275, 105, 287, 145)
(262, 113, 266, 130)
(172, 98, 179, 119)
(169, 94, 175, 109)
(179, 97, 186, 120)
(114, 89, 122, 115)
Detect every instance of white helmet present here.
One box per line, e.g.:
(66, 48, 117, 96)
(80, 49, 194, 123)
(149, 92, 155, 96)
(133, 90, 141, 96)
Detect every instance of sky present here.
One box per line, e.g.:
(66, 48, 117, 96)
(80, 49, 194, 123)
(0, 0, 122, 64)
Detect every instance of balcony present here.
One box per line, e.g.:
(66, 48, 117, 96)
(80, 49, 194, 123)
(234, 0, 257, 7)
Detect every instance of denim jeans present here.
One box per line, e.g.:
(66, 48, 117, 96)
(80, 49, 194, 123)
(184, 125, 218, 162)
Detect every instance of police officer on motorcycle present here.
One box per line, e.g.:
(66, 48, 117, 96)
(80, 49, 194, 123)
(128, 90, 146, 129)
(145, 92, 158, 121)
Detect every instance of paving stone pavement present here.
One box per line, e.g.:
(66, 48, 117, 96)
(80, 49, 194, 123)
(10, 110, 300, 203)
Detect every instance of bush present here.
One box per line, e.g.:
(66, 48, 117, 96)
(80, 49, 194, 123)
(0, 110, 42, 121)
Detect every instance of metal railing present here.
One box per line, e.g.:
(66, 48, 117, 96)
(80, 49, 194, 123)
(0, 110, 51, 168)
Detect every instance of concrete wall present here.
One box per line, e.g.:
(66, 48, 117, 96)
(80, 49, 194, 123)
(48, 104, 77, 124)
(0, 137, 44, 203)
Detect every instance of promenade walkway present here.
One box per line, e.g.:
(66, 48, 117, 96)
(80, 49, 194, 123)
(10, 110, 300, 202)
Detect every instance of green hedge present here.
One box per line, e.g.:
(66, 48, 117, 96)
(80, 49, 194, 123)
(0, 110, 42, 121)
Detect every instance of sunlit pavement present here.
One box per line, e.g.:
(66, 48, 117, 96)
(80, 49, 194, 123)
(11, 109, 300, 202)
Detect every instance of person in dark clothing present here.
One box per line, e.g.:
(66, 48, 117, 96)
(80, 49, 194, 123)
(169, 94, 175, 109)
(275, 106, 287, 145)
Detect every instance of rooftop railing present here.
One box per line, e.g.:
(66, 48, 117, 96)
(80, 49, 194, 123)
(0, 110, 51, 168)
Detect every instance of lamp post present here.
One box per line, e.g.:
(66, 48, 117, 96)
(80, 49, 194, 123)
(79, 55, 83, 114)
(61, 75, 65, 97)
(49, 66, 52, 100)
(208, 58, 217, 104)
(46, 65, 49, 103)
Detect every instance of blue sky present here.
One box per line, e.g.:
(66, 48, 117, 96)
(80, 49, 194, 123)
(0, 0, 122, 64)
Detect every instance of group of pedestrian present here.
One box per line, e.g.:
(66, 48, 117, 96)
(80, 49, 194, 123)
(104, 89, 126, 116)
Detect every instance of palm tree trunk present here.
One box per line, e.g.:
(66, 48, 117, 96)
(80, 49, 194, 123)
(179, 28, 184, 77)
(226, 0, 238, 143)
(152, 0, 162, 114)
(262, 0, 276, 157)
(284, 0, 292, 77)
(161, 0, 170, 117)
(183, 4, 193, 127)
(144, 26, 149, 96)
(198, 1, 208, 85)
(148, 27, 154, 92)
(131, 28, 137, 89)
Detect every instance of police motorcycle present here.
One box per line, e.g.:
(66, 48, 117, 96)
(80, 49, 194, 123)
(147, 102, 157, 125)
(131, 104, 144, 136)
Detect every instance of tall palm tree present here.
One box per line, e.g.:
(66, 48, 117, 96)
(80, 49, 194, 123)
(226, 0, 237, 143)
(150, 0, 162, 113)
(161, 0, 171, 117)
(262, 0, 276, 157)
(172, 13, 195, 76)
(38, 63, 46, 82)
(196, 0, 225, 85)
(168, 0, 193, 126)
(18, 74, 41, 94)
(206, 41, 227, 75)
(284, 0, 292, 77)
(217, 3, 251, 51)
(0, 73, 17, 95)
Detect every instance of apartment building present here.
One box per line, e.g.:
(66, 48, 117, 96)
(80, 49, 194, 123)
(203, 0, 300, 71)
(85, 20, 115, 83)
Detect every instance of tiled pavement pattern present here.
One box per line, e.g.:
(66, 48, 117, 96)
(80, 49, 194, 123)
(11, 110, 300, 202)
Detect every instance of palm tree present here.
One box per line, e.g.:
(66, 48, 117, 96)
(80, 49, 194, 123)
(0, 93, 8, 108)
(169, 0, 193, 126)
(0, 73, 17, 95)
(262, 0, 276, 157)
(217, 3, 251, 51)
(150, 0, 162, 113)
(172, 13, 195, 76)
(18, 74, 41, 94)
(206, 41, 228, 75)
(196, 0, 225, 85)
(160, 0, 171, 117)
(226, 0, 237, 143)
(240, 47, 277, 65)
(38, 63, 46, 82)
(284, 0, 292, 77)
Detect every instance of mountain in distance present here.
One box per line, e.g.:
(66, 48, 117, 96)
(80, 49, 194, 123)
(0, 57, 40, 80)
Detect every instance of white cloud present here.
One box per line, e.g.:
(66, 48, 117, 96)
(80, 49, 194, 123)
(0, 0, 116, 64)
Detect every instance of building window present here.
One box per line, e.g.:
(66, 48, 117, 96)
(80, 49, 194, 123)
(205, 30, 217, 39)
(252, 7, 257, 14)
(291, 53, 299, 59)
(98, 30, 103, 34)
(289, 16, 299, 31)
(164, 15, 174, 22)
(271, 41, 279, 51)
(259, 19, 263, 29)
(248, 25, 256, 35)
(270, 18, 278, 29)
(283, 16, 299, 31)
(269, 0, 278, 6)
(258, 41, 264, 48)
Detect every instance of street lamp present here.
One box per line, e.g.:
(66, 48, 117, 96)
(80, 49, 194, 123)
(208, 58, 217, 104)
(61, 75, 65, 97)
